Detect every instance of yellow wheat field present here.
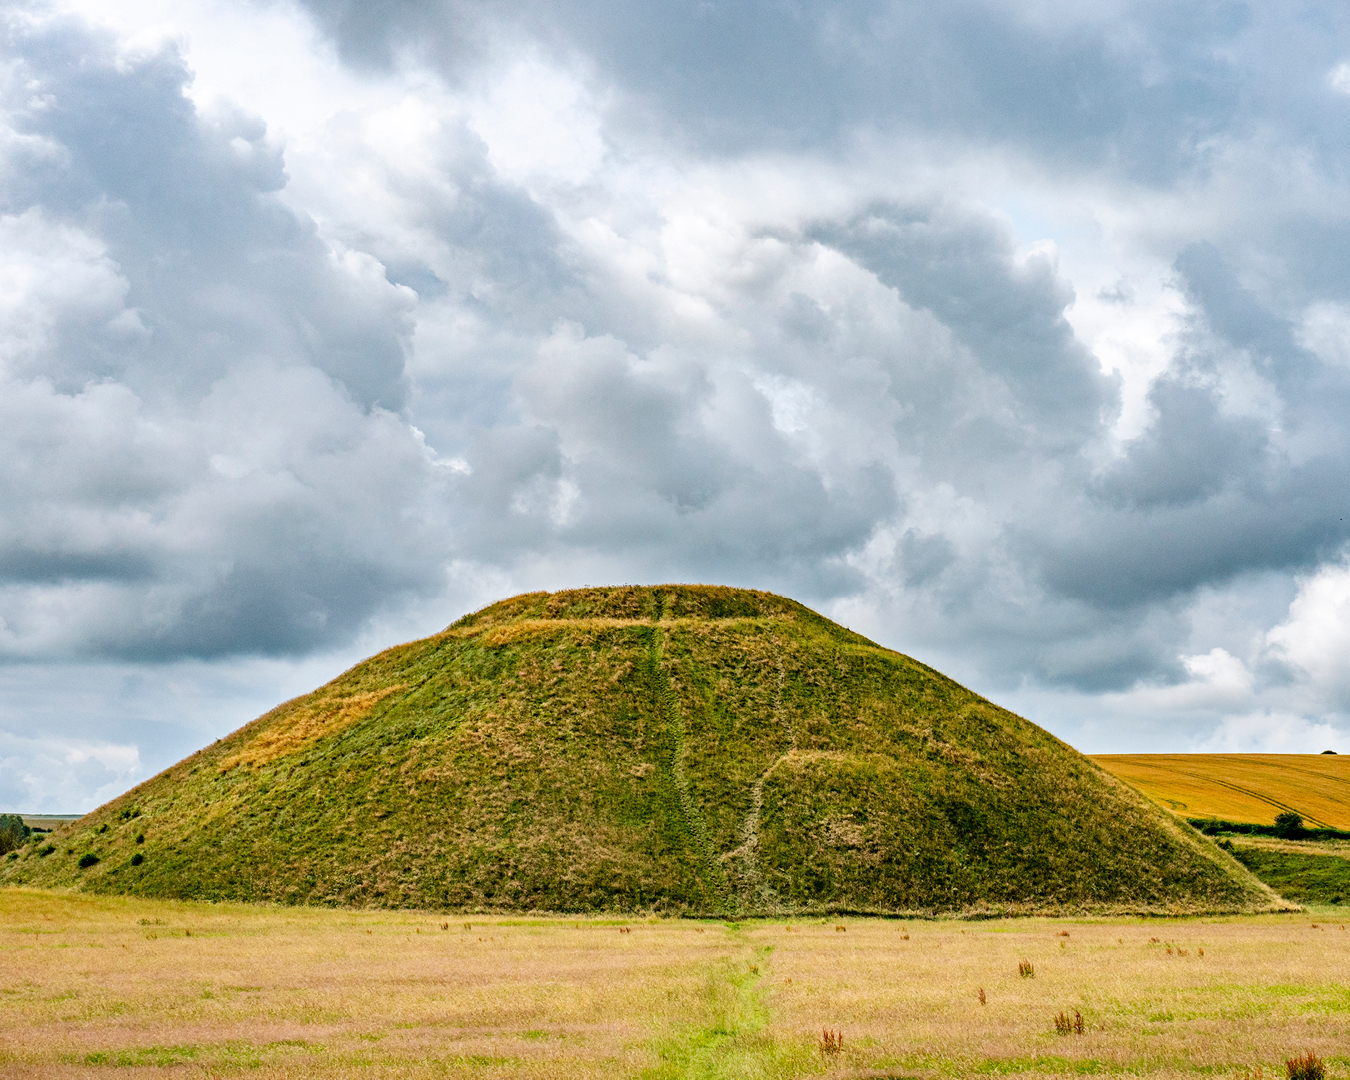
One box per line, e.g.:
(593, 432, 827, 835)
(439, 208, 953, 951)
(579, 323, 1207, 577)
(1, 887, 1348, 1079)
(1092, 754, 1350, 829)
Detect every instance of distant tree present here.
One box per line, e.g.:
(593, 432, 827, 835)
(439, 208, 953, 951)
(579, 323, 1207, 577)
(0, 814, 29, 855)
(1273, 811, 1304, 839)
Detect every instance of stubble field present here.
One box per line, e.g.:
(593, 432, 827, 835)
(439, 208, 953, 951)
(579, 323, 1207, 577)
(1, 888, 1346, 1080)
(1090, 755, 1350, 829)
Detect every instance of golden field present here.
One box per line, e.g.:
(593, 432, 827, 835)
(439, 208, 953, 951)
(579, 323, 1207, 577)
(1, 888, 1348, 1079)
(1091, 754, 1350, 829)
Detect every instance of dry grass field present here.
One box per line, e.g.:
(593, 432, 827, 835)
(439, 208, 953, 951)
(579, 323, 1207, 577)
(2, 888, 1348, 1079)
(1091, 755, 1350, 829)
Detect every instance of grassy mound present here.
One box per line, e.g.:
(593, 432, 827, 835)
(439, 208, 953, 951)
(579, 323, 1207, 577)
(2, 586, 1281, 915)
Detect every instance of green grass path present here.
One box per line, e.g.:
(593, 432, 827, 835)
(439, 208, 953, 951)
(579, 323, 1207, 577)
(639, 927, 817, 1080)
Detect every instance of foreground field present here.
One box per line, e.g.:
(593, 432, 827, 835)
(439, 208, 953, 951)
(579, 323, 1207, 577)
(1, 889, 1347, 1079)
(1091, 754, 1350, 829)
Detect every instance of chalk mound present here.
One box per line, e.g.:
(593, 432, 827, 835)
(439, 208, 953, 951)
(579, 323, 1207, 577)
(4, 585, 1279, 915)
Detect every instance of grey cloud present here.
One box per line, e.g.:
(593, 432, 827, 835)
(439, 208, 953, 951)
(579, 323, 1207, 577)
(0, 11, 450, 659)
(1005, 238, 1350, 624)
(811, 202, 1118, 452)
(446, 329, 898, 589)
(10, 0, 1350, 763)
(0, 549, 156, 585)
(6, 19, 411, 409)
(1094, 377, 1268, 509)
(517, 336, 723, 512)
(898, 531, 956, 588)
(1173, 243, 1321, 393)
(1034, 471, 1348, 611)
(295, 0, 1350, 183)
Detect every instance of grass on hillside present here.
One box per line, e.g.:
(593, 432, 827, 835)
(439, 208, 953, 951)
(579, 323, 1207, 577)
(1092, 754, 1350, 829)
(1, 587, 1275, 915)
(0, 887, 1347, 1079)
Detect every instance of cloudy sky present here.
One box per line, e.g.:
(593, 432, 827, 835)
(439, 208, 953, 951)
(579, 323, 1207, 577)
(3, 0, 1350, 811)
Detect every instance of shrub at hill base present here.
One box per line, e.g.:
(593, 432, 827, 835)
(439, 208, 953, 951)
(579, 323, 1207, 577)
(0, 814, 29, 855)
(0, 586, 1282, 916)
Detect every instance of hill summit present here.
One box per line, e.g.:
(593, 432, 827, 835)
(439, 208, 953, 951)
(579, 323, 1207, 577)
(4, 586, 1277, 914)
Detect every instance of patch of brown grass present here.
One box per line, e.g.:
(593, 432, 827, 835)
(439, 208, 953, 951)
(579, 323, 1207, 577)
(219, 683, 407, 770)
(1288, 1051, 1327, 1080)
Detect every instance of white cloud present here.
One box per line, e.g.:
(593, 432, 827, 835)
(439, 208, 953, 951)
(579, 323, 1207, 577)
(1266, 559, 1350, 707)
(1195, 713, 1349, 755)
(467, 53, 607, 187)
(0, 732, 141, 813)
(1296, 301, 1350, 369)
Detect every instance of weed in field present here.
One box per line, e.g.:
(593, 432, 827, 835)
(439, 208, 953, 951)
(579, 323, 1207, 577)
(1019, 960, 1034, 978)
(1057, 930, 1070, 937)
(1054, 1010, 1085, 1035)
(819, 1029, 843, 1056)
(1287, 1052, 1325, 1080)
(978, 987, 986, 1005)
(835, 924, 846, 932)
(130, 853, 143, 866)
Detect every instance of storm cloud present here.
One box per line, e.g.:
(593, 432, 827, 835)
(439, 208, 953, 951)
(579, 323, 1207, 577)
(4, 0, 1350, 809)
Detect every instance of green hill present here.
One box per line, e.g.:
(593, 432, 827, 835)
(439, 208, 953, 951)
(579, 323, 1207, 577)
(2, 586, 1281, 915)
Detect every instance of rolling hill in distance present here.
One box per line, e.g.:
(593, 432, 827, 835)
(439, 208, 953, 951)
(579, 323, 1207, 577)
(2, 586, 1279, 916)
(1092, 755, 1350, 830)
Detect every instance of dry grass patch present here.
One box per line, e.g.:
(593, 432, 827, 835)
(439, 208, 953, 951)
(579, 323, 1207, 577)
(218, 683, 408, 771)
(3, 890, 1349, 1079)
(761, 915, 1350, 1079)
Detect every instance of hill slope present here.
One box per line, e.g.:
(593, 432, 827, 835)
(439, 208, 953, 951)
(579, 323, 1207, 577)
(1092, 754, 1350, 829)
(3, 586, 1279, 915)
